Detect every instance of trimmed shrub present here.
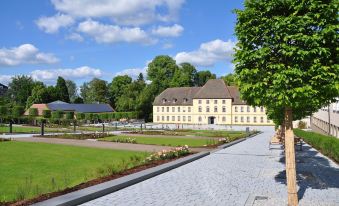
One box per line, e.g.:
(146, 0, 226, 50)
(29, 108, 38, 117)
(65, 111, 75, 120)
(294, 129, 339, 163)
(85, 113, 94, 121)
(76, 112, 85, 120)
(42, 110, 52, 119)
(51, 110, 64, 119)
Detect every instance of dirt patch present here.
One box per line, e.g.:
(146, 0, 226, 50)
(2, 154, 192, 206)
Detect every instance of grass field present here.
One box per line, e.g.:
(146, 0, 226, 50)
(0, 126, 71, 134)
(0, 141, 149, 203)
(100, 135, 222, 147)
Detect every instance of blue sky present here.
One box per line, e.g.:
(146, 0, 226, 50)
(0, 0, 243, 86)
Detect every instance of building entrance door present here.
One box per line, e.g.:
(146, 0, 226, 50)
(208, 116, 215, 124)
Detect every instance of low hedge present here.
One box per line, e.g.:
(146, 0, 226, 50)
(294, 129, 339, 163)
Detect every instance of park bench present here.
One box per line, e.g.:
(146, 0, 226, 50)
(269, 130, 303, 151)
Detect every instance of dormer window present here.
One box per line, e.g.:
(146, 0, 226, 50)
(183, 98, 188, 103)
(162, 98, 167, 103)
(173, 98, 177, 103)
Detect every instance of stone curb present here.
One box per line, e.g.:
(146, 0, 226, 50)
(33, 151, 210, 206)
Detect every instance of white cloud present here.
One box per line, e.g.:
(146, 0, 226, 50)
(152, 24, 183, 37)
(77, 19, 156, 44)
(115, 68, 146, 79)
(0, 44, 59, 66)
(162, 43, 173, 49)
(66, 32, 84, 42)
(51, 0, 185, 26)
(36, 13, 75, 33)
(174, 39, 236, 67)
(31, 66, 102, 82)
(0, 75, 13, 85)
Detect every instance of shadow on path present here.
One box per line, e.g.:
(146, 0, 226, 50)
(274, 145, 339, 201)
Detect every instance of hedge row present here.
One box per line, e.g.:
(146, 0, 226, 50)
(294, 129, 339, 163)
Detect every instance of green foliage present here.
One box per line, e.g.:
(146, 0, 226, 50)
(73, 97, 84, 103)
(12, 106, 24, 118)
(170, 63, 197, 87)
(85, 113, 94, 121)
(65, 80, 77, 103)
(65, 112, 74, 120)
(55, 77, 70, 103)
(51, 110, 64, 119)
(109, 75, 132, 107)
(0, 106, 8, 117)
(42, 110, 51, 119)
(297, 121, 307, 129)
(7, 75, 41, 106)
(76, 112, 85, 120)
(221, 73, 237, 86)
(234, 0, 339, 121)
(294, 129, 339, 162)
(28, 108, 38, 117)
(195, 71, 216, 86)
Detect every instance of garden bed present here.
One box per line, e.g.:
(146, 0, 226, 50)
(294, 129, 339, 163)
(34, 132, 111, 140)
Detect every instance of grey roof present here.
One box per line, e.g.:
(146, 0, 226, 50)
(47, 103, 114, 113)
(228, 86, 247, 105)
(153, 87, 201, 106)
(194, 79, 232, 99)
(153, 79, 247, 106)
(0, 83, 8, 88)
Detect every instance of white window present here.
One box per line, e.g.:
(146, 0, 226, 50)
(162, 107, 164, 112)
(178, 116, 181, 121)
(198, 116, 202, 122)
(166, 116, 169, 121)
(178, 107, 181, 112)
(222, 100, 226, 104)
(183, 98, 188, 103)
(214, 100, 218, 104)
(235, 116, 238, 122)
(241, 116, 244, 122)
(199, 106, 202, 112)
(162, 116, 164, 121)
(253, 107, 257, 112)
(222, 117, 226, 122)
(173, 98, 177, 103)
(261, 117, 264, 123)
(241, 106, 244, 112)
(172, 107, 175, 112)
(235, 106, 238, 112)
(166, 107, 169, 112)
(188, 107, 191, 112)
(198, 100, 202, 104)
(247, 116, 250, 123)
(214, 106, 218, 112)
(206, 100, 209, 104)
(254, 117, 257, 122)
(260, 107, 264, 112)
(206, 106, 210, 112)
(172, 116, 175, 121)
(157, 116, 160, 121)
(222, 106, 226, 112)
(183, 116, 186, 122)
(162, 98, 167, 103)
(247, 106, 250, 112)
(188, 116, 191, 122)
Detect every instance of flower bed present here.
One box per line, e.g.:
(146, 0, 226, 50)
(35, 132, 111, 140)
(110, 137, 137, 144)
(145, 145, 190, 162)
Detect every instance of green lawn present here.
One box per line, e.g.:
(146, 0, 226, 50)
(0, 141, 148, 203)
(0, 126, 71, 134)
(100, 135, 220, 147)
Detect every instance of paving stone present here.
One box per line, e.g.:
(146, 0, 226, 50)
(81, 128, 339, 206)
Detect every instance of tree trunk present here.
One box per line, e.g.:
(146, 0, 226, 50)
(285, 108, 298, 206)
(280, 120, 285, 139)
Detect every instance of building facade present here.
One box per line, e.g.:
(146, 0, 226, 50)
(0, 83, 8, 96)
(310, 98, 339, 138)
(153, 79, 274, 125)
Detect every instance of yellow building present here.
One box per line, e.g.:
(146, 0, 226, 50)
(153, 79, 274, 125)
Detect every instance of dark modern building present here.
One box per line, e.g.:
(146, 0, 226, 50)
(0, 83, 8, 96)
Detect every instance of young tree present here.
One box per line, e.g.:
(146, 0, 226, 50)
(88, 78, 109, 103)
(234, 0, 339, 205)
(55, 76, 70, 103)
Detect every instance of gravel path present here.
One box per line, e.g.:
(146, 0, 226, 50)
(14, 137, 210, 153)
(81, 129, 339, 206)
